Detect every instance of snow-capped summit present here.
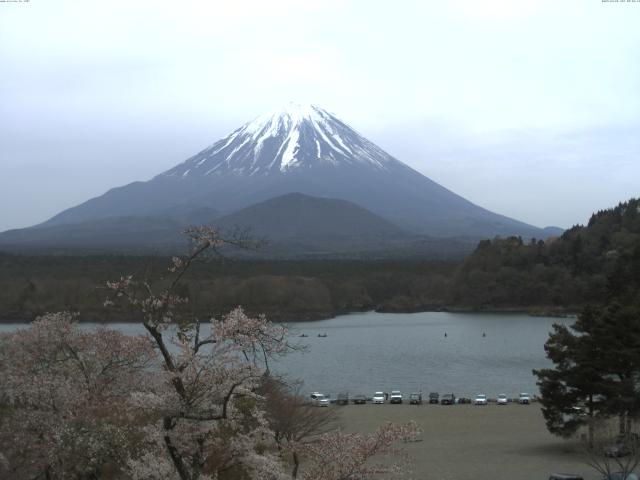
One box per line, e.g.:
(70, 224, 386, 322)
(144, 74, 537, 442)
(162, 103, 402, 177)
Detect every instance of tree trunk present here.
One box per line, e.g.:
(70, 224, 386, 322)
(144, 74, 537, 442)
(163, 416, 191, 480)
(190, 437, 205, 480)
(291, 450, 300, 479)
(619, 412, 626, 435)
(588, 394, 594, 448)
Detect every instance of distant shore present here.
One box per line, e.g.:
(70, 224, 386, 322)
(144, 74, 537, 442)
(0, 305, 578, 324)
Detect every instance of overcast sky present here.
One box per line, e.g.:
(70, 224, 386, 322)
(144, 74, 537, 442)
(1, 0, 639, 232)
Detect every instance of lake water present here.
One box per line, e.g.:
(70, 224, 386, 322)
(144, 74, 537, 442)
(0, 311, 572, 399)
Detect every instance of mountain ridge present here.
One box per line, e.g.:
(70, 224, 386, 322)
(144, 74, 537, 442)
(0, 193, 479, 258)
(5, 103, 561, 249)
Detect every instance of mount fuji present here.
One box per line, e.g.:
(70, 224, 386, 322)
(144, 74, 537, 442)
(1, 104, 561, 254)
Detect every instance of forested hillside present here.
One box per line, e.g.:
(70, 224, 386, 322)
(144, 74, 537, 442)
(1, 199, 638, 322)
(0, 255, 454, 322)
(450, 198, 640, 310)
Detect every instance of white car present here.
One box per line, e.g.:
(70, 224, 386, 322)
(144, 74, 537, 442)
(474, 394, 488, 405)
(390, 390, 403, 404)
(518, 392, 531, 404)
(372, 391, 385, 404)
(497, 394, 508, 405)
(310, 392, 330, 407)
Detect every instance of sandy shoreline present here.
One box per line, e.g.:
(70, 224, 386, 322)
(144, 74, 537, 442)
(336, 403, 596, 480)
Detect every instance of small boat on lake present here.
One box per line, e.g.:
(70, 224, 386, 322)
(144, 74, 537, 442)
(318, 333, 328, 338)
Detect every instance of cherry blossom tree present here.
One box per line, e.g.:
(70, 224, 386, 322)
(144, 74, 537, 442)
(581, 422, 640, 480)
(260, 378, 339, 478)
(104, 227, 292, 480)
(0, 311, 155, 479)
(297, 421, 422, 480)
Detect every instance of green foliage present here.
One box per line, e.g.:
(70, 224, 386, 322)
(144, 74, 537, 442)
(451, 198, 640, 310)
(534, 302, 640, 438)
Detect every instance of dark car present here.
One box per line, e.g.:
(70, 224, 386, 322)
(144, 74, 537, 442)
(409, 393, 422, 405)
(441, 393, 455, 405)
(548, 474, 584, 480)
(605, 442, 631, 458)
(428, 392, 439, 404)
(336, 393, 349, 405)
(352, 394, 367, 405)
(604, 433, 640, 458)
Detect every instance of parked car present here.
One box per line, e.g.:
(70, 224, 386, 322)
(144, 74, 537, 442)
(352, 394, 367, 405)
(372, 391, 385, 404)
(428, 392, 439, 404)
(409, 393, 422, 405)
(310, 392, 330, 407)
(497, 394, 508, 405)
(474, 394, 488, 405)
(390, 390, 403, 404)
(518, 392, 531, 404)
(604, 439, 631, 458)
(604, 433, 640, 458)
(336, 393, 349, 405)
(441, 393, 455, 405)
(548, 474, 584, 480)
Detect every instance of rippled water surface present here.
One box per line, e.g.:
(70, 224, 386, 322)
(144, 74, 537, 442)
(1, 311, 572, 399)
(275, 311, 573, 398)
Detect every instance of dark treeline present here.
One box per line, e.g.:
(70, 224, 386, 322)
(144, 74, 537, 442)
(0, 254, 455, 322)
(450, 198, 640, 311)
(2, 198, 638, 322)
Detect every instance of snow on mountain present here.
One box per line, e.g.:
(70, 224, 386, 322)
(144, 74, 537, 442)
(161, 103, 404, 177)
(23, 103, 557, 242)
